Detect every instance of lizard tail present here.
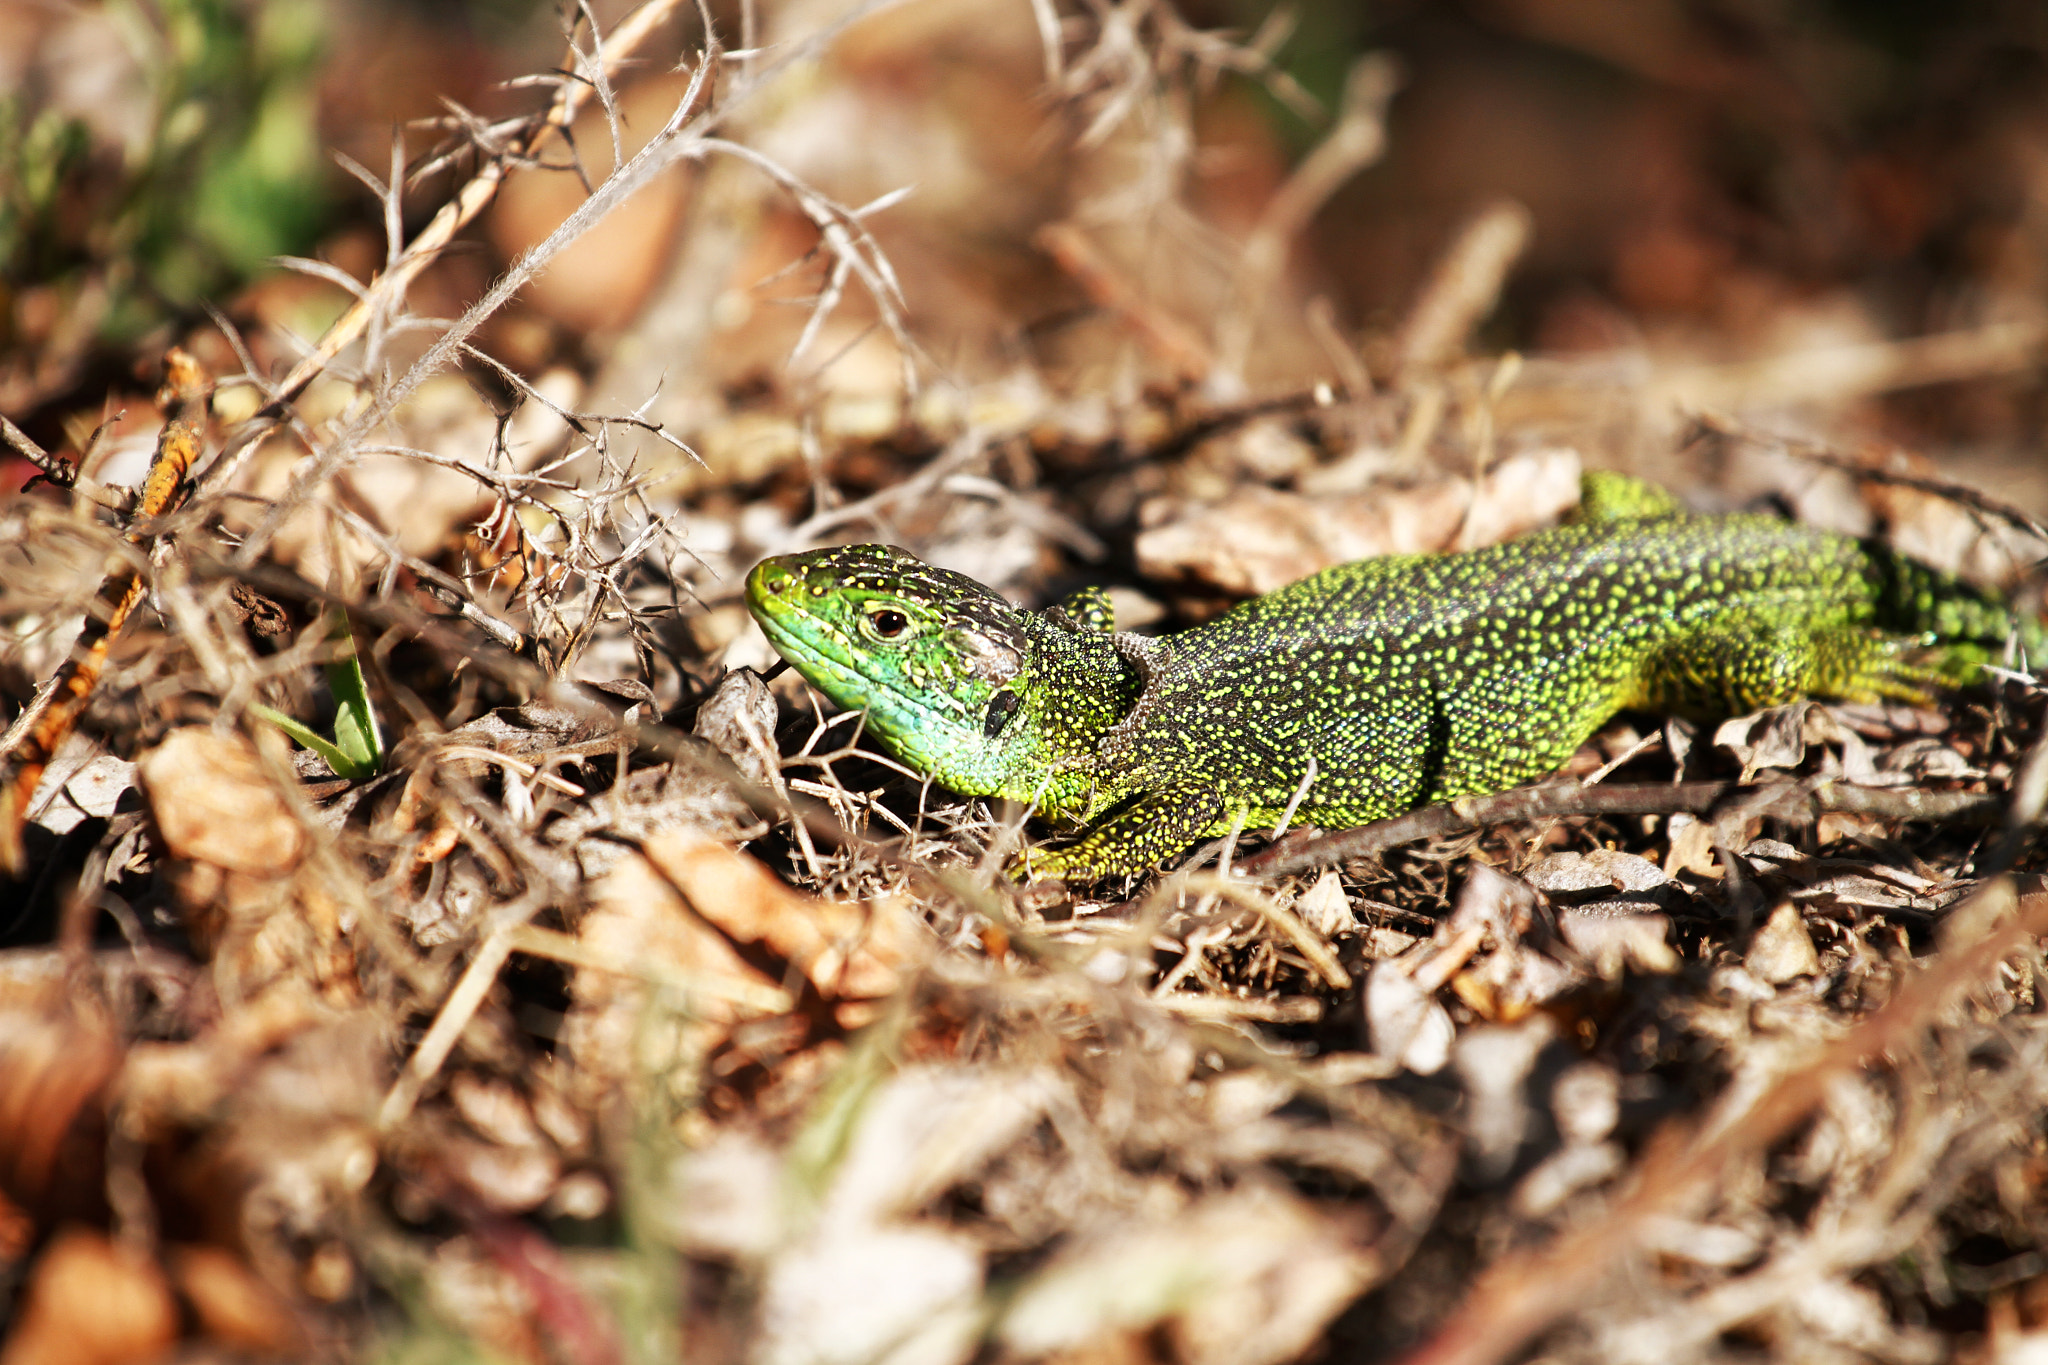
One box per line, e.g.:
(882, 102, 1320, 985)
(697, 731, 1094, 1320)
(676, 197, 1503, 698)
(1865, 544, 2046, 675)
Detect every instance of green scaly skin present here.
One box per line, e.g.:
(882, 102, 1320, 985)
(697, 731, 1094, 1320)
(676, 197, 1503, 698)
(745, 473, 2041, 880)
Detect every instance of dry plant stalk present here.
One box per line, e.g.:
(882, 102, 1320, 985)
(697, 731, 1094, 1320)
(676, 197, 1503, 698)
(0, 349, 210, 876)
(1212, 54, 1400, 387)
(1394, 198, 1534, 382)
(1036, 221, 1215, 380)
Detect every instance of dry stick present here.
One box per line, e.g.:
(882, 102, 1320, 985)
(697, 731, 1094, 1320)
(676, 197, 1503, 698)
(1393, 874, 2048, 1365)
(378, 915, 522, 1128)
(1235, 776, 2001, 879)
(1688, 412, 2048, 547)
(1188, 874, 1350, 991)
(0, 412, 66, 484)
(0, 414, 129, 515)
(1034, 221, 1215, 380)
(1393, 198, 1534, 384)
(1153, 994, 1322, 1022)
(328, 502, 528, 651)
(0, 351, 210, 876)
(1652, 318, 2048, 413)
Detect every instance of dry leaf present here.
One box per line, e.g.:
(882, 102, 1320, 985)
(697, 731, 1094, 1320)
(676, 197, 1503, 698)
(168, 1243, 306, 1356)
(1746, 903, 1822, 983)
(0, 1011, 118, 1227)
(640, 832, 925, 1002)
(1453, 1017, 1557, 1177)
(1663, 812, 1718, 878)
(20, 738, 134, 840)
(1134, 448, 1581, 595)
(0, 1226, 178, 1365)
(693, 667, 784, 792)
(1512, 1140, 1625, 1218)
(563, 834, 923, 1101)
(755, 1223, 984, 1365)
(660, 1132, 788, 1260)
(1526, 848, 1671, 898)
(134, 728, 355, 999)
(138, 728, 305, 877)
(441, 1133, 561, 1214)
(1294, 871, 1357, 938)
(1714, 703, 1815, 782)
(1557, 907, 1680, 977)
(811, 1066, 1056, 1228)
(1364, 959, 1456, 1075)
(997, 1182, 1373, 1365)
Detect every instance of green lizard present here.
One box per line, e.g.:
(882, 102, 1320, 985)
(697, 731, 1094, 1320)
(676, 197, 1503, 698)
(745, 473, 2040, 880)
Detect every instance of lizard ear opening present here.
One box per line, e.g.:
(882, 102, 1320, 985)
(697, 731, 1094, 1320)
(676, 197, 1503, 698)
(983, 689, 1021, 739)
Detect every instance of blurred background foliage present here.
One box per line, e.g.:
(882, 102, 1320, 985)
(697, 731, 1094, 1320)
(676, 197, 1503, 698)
(3, 0, 2048, 492)
(1, 0, 329, 339)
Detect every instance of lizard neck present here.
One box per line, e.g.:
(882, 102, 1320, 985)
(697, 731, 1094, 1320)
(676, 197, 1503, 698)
(1001, 615, 1145, 819)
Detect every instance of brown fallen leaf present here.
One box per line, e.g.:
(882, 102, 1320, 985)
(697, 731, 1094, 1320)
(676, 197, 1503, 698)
(168, 1243, 306, 1356)
(136, 727, 357, 1002)
(0, 1226, 178, 1365)
(1556, 907, 1680, 978)
(997, 1181, 1374, 1365)
(561, 833, 924, 1102)
(437, 1131, 562, 1215)
(1746, 903, 1823, 984)
(138, 726, 304, 880)
(639, 832, 924, 1003)
(1134, 447, 1582, 595)
(0, 1010, 119, 1228)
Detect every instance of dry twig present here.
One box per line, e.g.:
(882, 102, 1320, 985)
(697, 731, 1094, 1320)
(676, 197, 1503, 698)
(1237, 776, 2001, 880)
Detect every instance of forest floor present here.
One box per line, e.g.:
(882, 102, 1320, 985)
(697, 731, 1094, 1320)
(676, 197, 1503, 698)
(3, 3, 2048, 1362)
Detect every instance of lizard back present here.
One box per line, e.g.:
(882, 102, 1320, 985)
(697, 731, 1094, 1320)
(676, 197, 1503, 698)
(1094, 504, 2009, 831)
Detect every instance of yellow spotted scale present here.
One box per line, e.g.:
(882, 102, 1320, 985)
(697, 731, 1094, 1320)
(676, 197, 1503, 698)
(745, 473, 2039, 879)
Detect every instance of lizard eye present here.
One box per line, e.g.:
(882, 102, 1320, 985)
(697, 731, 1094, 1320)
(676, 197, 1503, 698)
(865, 607, 910, 639)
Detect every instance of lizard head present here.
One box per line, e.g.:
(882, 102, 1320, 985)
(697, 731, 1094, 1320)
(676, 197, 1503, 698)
(745, 545, 1044, 799)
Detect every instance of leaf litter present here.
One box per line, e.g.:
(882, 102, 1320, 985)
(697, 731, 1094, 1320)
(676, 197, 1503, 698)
(1, 3, 2048, 1363)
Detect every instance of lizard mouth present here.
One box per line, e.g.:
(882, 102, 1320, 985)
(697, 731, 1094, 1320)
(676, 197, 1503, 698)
(745, 558, 856, 683)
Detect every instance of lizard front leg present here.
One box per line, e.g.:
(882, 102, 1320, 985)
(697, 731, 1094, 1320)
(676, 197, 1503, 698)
(1014, 785, 1226, 882)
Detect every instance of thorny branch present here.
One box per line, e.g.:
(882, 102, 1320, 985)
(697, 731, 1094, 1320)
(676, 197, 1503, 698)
(260, 0, 694, 415)
(230, 0, 908, 573)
